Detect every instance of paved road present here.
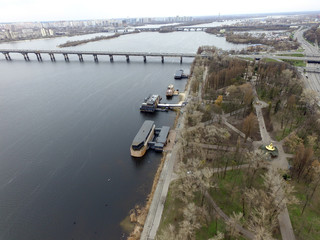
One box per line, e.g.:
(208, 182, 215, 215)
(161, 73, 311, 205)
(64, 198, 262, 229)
(304, 63, 320, 93)
(293, 27, 320, 106)
(294, 27, 320, 55)
(239, 54, 320, 62)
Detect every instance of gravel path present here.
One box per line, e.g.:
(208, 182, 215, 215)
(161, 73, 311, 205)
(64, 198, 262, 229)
(252, 88, 295, 240)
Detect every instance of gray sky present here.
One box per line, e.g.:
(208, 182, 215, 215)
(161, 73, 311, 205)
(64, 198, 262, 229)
(1, 0, 319, 22)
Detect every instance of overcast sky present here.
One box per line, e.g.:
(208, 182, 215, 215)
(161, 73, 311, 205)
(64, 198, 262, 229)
(1, 0, 319, 22)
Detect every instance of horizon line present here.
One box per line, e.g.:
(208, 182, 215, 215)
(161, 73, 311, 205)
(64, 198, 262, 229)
(1, 10, 320, 24)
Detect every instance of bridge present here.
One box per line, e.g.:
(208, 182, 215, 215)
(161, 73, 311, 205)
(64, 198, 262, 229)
(304, 66, 320, 73)
(239, 54, 320, 63)
(0, 49, 198, 63)
(135, 26, 208, 32)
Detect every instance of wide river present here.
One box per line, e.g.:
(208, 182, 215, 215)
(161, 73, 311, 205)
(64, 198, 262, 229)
(0, 28, 247, 240)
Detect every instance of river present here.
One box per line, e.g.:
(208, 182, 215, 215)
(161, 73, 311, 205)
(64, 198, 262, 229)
(0, 30, 248, 240)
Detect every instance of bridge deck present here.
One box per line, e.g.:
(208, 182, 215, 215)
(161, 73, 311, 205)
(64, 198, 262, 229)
(0, 49, 196, 58)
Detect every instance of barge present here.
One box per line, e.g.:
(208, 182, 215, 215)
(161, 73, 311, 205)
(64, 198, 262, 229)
(140, 94, 161, 112)
(130, 120, 155, 157)
(174, 69, 189, 79)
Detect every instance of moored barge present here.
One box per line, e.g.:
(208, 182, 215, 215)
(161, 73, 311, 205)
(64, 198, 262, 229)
(130, 120, 155, 157)
(140, 94, 161, 112)
(174, 69, 189, 79)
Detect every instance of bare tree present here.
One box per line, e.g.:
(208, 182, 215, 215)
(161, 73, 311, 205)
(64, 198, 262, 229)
(244, 167, 298, 238)
(226, 212, 243, 239)
(242, 112, 258, 142)
(178, 203, 201, 240)
(157, 224, 176, 240)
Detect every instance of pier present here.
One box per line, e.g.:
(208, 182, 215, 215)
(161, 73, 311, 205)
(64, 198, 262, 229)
(0, 49, 198, 63)
(157, 102, 187, 108)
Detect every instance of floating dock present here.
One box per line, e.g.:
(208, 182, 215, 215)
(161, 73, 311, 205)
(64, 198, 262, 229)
(130, 122, 171, 157)
(140, 95, 161, 112)
(148, 126, 170, 152)
(174, 69, 189, 79)
(157, 102, 187, 108)
(140, 94, 187, 113)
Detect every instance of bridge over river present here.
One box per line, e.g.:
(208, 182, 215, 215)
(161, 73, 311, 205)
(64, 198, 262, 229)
(0, 49, 198, 63)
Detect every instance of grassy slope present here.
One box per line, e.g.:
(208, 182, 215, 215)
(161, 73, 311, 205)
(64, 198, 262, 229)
(288, 180, 320, 240)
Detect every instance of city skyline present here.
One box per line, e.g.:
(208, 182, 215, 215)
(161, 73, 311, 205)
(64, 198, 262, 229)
(1, 0, 320, 23)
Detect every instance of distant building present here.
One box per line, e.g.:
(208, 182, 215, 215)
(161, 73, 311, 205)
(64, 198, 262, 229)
(40, 28, 54, 37)
(0, 30, 7, 40)
(5, 29, 12, 39)
(41, 28, 47, 37)
(48, 29, 54, 36)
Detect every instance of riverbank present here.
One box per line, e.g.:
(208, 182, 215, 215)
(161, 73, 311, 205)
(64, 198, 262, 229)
(123, 61, 194, 240)
(57, 31, 140, 48)
(0, 31, 110, 44)
(124, 111, 185, 240)
(122, 114, 183, 240)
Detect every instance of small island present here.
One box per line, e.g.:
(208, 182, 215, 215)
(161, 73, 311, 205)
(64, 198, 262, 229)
(57, 30, 140, 48)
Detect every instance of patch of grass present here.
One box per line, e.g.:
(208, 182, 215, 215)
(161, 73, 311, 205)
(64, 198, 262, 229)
(156, 181, 184, 235)
(288, 180, 320, 240)
(239, 57, 254, 61)
(277, 53, 304, 57)
(281, 59, 306, 67)
(262, 58, 279, 63)
(221, 102, 244, 114)
(210, 168, 266, 216)
(196, 217, 226, 239)
(275, 127, 292, 141)
(196, 217, 247, 240)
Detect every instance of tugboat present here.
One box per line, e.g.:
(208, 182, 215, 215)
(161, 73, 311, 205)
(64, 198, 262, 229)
(166, 84, 174, 98)
(140, 95, 161, 112)
(130, 120, 155, 157)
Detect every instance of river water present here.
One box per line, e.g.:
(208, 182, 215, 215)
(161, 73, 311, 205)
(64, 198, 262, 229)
(0, 30, 247, 240)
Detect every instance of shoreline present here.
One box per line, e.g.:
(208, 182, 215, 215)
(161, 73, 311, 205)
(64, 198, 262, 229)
(134, 62, 194, 240)
(123, 112, 182, 239)
(0, 31, 109, 44)
(127, 61, 194, 240)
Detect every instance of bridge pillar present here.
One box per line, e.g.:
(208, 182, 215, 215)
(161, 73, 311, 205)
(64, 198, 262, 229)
(93, 54, 98, 62)
(49, 53, 55, 62)
(161, 56, 164, 63)
(63, 53, 69, 62)
(35, 53, 42, 61)
(22, 53, 30, 61)
(180, 56, 183, 64)
(109, 55, 114, 62)
(78, 54, 83, 62)
(3, 53, 11, 60)
(143, 56, 146, 63)
(126, 55, 130, 63)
